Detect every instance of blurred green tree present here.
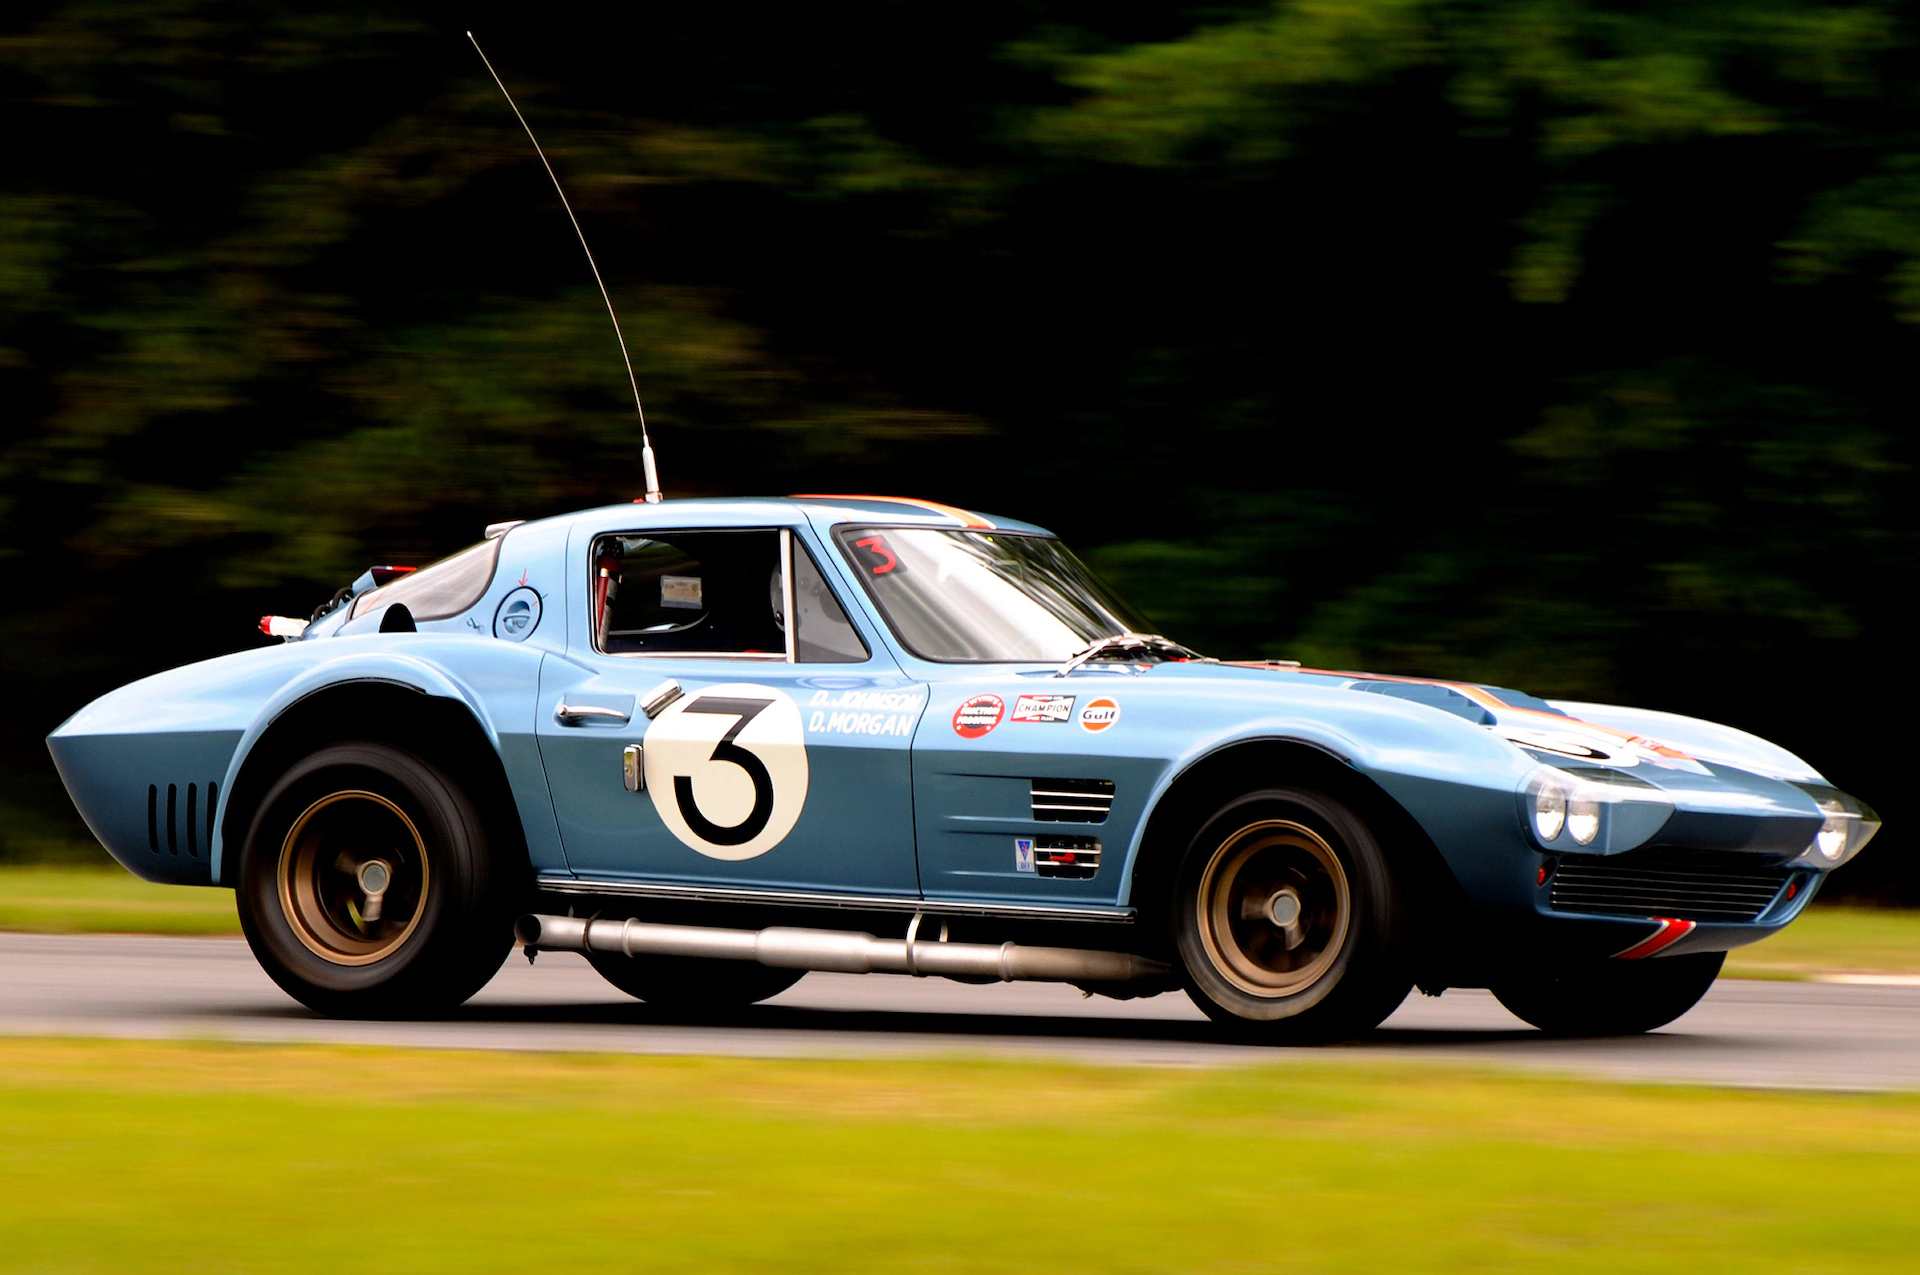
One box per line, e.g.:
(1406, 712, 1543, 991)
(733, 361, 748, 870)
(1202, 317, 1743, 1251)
(2, 0, 1914, 894)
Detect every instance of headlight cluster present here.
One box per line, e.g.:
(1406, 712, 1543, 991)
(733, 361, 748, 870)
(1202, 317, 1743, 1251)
(1525, 767, 1672, 854)
(1792, 786, 1880, 869)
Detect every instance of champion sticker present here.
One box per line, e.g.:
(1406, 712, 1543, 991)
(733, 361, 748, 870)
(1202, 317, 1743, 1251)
(642, 684, 809, 861)
(1012, 694, 1075, 724)
(952, 693, 1005, 739)
(1079, 697, 1121, 732)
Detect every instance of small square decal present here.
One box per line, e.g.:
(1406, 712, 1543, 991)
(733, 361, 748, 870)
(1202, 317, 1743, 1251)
(1014, 838, 1035, 873)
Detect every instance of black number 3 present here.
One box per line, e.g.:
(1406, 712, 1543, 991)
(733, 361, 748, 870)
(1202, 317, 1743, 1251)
(673, 697, 775, 846)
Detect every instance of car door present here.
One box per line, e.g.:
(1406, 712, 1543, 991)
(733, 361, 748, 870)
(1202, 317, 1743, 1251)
(910, 674, 1161, 910)
(537, 522, 926, 897)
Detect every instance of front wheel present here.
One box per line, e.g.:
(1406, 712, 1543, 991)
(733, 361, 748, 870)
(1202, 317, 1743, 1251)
(1492, 952, 1724, 1036)
(236, 742, 515, 1018)
(1173, 788, 1413, 1043)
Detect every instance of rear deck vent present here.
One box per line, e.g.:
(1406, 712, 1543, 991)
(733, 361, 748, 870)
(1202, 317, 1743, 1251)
(166, 784, 178, 855)
(1031, 778, 1114, 823)
(186, 783, 197, 857)
(1034, 835, 1101, 879)
(1549, 849, 1792, 923)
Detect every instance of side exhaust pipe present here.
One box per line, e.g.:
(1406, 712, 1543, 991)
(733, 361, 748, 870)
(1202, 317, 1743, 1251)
(516, 913, 1170, 985)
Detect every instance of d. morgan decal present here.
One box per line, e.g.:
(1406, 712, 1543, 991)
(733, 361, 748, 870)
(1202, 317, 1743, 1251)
(952, 693, 1005, 739)
(642, 683, 809, 860)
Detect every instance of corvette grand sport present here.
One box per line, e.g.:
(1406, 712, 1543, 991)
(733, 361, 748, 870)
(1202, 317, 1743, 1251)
(47, 495, 1880, 1040)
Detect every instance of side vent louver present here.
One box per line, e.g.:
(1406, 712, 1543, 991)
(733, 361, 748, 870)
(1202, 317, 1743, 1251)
(1031, 778, 1114, 824)
(1034, 835, 1101, 879)
(151, 779, 218, 857)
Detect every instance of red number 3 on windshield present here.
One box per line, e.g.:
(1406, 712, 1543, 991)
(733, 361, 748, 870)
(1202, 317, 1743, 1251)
(854, 535, 898, 575)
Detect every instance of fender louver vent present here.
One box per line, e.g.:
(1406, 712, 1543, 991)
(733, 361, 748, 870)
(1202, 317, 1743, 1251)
(1034, 835, 1101, 879)
(1031, 778, 1114, 823)
(148, 781, 217, 857)
(1549, 849, 1793, 923)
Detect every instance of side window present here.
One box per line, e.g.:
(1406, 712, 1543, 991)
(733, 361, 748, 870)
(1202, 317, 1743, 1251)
(593, 531, 785, 656)
(791, 543, 870, 664)
(348, 539, 500, 621)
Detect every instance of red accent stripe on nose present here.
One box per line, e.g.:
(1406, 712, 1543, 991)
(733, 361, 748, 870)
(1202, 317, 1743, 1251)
(1613, 917, 1697, 960)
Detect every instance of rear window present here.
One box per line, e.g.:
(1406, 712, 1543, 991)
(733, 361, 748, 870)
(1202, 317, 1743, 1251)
(348, 540, 501, 622)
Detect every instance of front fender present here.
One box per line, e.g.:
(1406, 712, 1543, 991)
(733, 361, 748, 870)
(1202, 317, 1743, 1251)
(1106, 681, 1539, 907)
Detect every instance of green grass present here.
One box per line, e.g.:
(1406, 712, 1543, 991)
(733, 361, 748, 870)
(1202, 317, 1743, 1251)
(0, 864, 239, 935)
(0, 1039, 1915, 1273)
(1723, 903, 1920, 979)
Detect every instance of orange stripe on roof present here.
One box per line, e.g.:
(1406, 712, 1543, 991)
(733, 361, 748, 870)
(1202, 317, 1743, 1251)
(790, 494, 994, 529)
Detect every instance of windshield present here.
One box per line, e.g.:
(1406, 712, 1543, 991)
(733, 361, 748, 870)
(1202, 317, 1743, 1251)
(348, 539, 501, 621)
(836, 527, 1152, 662)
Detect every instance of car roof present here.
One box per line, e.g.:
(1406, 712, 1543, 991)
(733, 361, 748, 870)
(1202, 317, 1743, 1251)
(513, 495, 1052, 539)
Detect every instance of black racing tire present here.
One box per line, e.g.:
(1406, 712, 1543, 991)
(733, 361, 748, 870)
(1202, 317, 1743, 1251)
(1173, 788, 1413, 1044)
(235, 742, 515, 1018)
(1491, 951, 1724, 1036)
(586, 953, 805, 1008)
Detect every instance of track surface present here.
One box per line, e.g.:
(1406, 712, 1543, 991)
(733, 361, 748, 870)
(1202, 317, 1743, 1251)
(3, 932, 1917, 1090)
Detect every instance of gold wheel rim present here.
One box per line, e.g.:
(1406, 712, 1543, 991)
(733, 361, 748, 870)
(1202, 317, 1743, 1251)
(1196, 818, 1350, 998)
(277, 790, 429, 967)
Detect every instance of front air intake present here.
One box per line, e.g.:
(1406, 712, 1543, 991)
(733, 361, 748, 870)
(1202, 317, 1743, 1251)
(1549, 849, 1793, 923)
(1031, 778, 1113, 823)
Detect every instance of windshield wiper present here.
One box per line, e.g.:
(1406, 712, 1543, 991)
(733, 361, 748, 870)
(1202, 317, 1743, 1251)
(1054, 632, 1203, 678)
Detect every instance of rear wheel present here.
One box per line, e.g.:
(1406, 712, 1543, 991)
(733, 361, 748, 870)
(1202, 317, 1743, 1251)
(587, 953, 804, 1008)
(1492, 952, 1724, 1036)
(1173, 788, 1412, 1043)
(236, 742, 515, 1017)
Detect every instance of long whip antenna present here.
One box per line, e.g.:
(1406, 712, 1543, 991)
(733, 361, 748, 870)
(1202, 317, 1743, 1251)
(468, 31, 661, 503)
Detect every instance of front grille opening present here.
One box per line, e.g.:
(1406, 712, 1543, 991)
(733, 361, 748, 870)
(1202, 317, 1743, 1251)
(1034, 835, 1101, 879)
(1549, 849, 1792, 923)
(1032, 778, 1114, 824)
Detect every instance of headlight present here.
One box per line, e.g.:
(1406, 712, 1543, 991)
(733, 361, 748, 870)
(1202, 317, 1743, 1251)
(1522, 766, 1673, 853)
(1533, 779, 1567, 841)
(1791, 787, 1880, 869)
(1567, 793, 1601, 845)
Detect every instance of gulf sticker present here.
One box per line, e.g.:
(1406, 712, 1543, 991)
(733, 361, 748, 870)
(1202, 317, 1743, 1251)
(952, 693, 1006, 739)
(1079, 697, 1121, 732)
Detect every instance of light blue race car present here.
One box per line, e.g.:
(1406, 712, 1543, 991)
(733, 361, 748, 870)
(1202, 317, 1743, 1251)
(47, 495, 1880, 1039)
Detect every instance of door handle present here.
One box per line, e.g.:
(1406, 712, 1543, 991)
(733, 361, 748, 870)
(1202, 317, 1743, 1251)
(555, 701, 632, 725)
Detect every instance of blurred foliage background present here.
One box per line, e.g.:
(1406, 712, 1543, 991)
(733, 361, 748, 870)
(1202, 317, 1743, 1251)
(2, 0, 1913, 896)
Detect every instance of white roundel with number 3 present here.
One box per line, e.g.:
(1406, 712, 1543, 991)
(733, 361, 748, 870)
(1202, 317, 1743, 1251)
(642, 684, 809, 860)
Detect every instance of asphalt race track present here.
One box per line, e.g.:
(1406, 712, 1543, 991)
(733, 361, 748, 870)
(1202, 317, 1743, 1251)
(2, 932, 1916, 1091)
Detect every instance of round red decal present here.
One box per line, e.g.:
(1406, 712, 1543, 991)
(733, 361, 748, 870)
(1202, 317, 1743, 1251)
(1079, 697, 1120, 732)
(952, 693, 1005, 739)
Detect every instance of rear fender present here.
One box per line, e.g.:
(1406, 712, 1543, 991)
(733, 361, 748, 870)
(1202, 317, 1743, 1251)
(210, 652, 515, 884)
